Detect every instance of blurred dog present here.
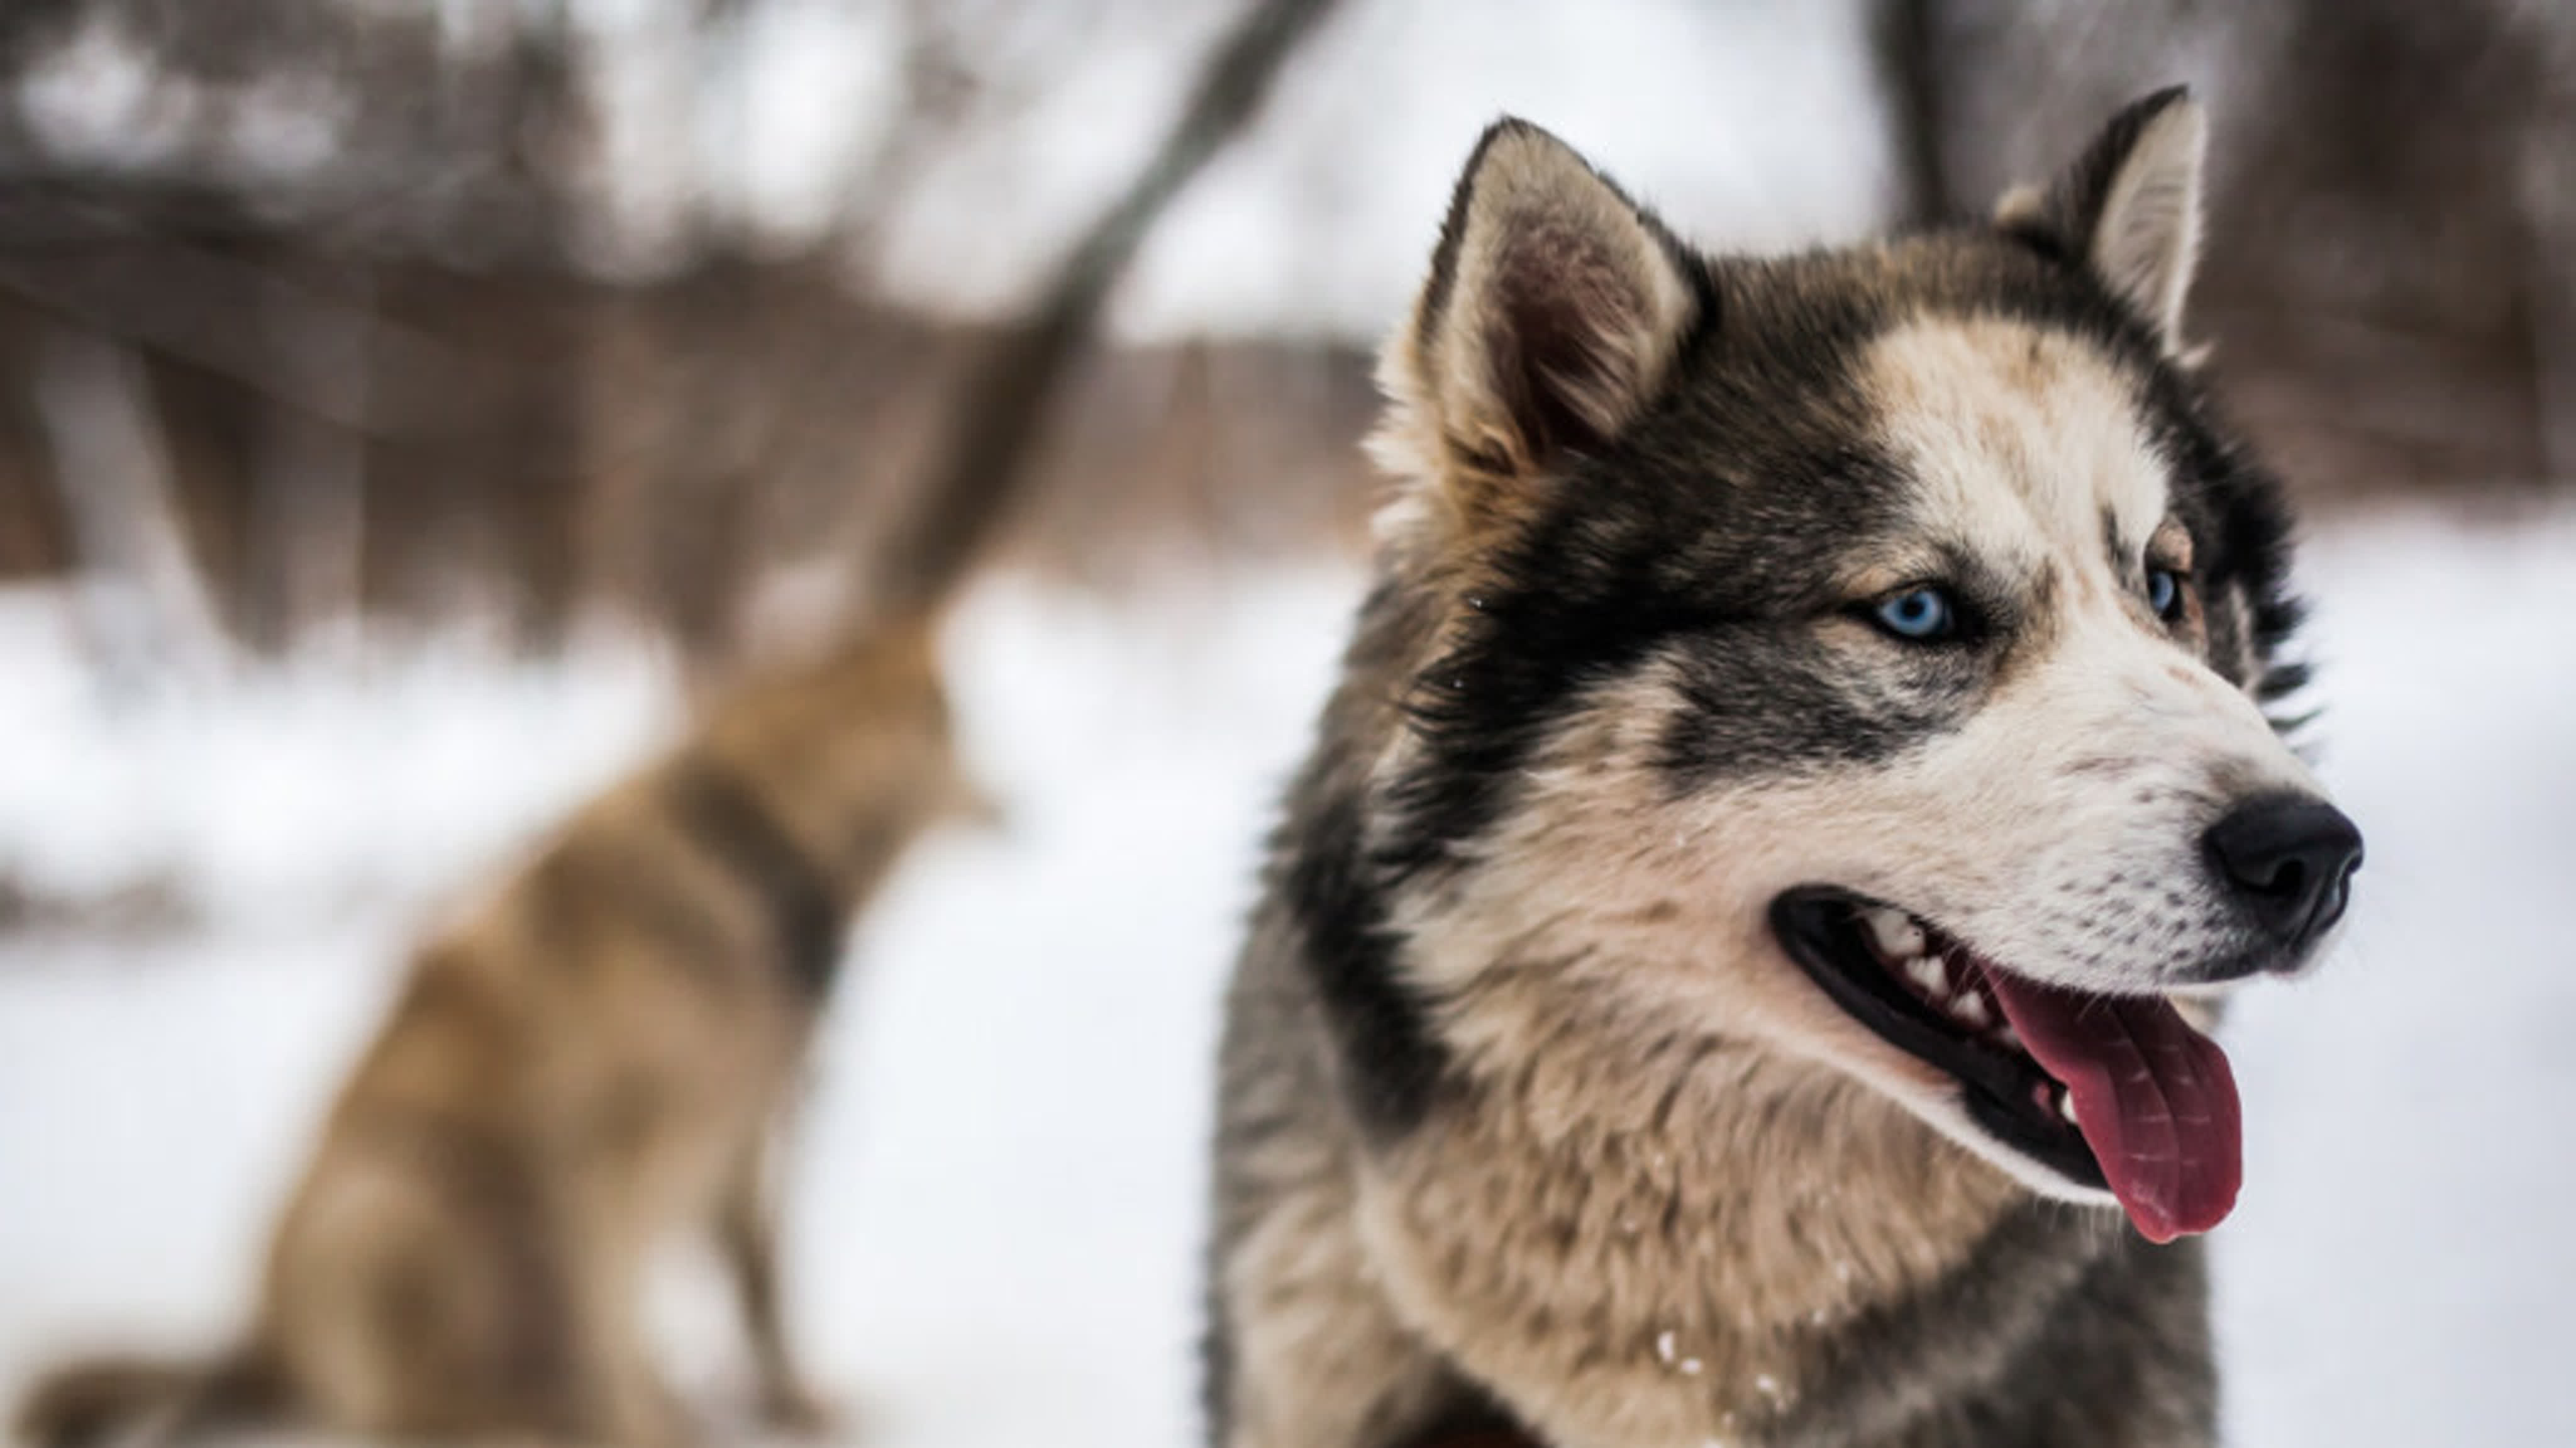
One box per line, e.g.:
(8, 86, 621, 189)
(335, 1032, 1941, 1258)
(1206, 91, 2361, 1447)
(18, 612, 988, 1448)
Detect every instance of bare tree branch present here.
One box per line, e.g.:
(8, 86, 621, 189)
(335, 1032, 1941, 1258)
(876, 0, 1343, 614)
(32, 323, 225, 684)
(1875, 0, 1951, 228)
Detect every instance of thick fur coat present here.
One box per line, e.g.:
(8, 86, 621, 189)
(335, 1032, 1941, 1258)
(1206, 91, 2358, 1448)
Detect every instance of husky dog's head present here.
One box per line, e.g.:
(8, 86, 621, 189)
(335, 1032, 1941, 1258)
(1357, 90, 2360, 1242)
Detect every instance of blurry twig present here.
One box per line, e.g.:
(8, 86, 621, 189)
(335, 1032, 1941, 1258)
(875, 0, 1344, 614)
(1874, 0, 1951, 227)
(30, 323, 225, 688)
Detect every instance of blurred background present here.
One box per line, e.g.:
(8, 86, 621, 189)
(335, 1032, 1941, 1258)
(0, 2, 2569, 1445)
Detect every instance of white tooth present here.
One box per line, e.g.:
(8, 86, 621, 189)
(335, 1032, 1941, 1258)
(1904, 955, 1948, 999)
(2058, 1091, 2081, 1126)
(1950, 993, 1990, 1028)
(1865, 907, 1925, 961)
(1991, 1023, 2022, 1050)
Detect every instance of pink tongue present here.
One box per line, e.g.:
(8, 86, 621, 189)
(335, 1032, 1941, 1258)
(1982, 972, 2242, 1242)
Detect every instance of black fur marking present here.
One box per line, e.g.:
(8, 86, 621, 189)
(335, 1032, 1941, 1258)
(1384, 536, 1732, 883)
(1197, 1279, 1233, 1448)
(1661, 628, 1973, 791)
(1279, 768, 1448, 1137)
(1768, 1208, 2213, 1445)
(1391, 1395, 1543, 1448)
(668, 756, 848, 999)
(2138, 360, 2306, 707)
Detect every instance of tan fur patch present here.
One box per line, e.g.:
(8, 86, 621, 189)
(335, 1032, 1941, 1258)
(1862, 318, 2173, 576)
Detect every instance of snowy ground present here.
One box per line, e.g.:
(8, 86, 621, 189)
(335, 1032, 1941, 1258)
(2, 508, 2572, 1447)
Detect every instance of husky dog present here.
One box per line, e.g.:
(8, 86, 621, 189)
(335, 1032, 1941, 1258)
(1206, 89, 2362, 1448)
(16, 613, 988, 1448)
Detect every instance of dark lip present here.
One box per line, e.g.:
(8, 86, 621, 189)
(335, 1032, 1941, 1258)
(1767, 886, 2106, 1191)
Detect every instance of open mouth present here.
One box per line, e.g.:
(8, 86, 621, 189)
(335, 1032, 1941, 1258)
(1769, 888, 2241, 1242)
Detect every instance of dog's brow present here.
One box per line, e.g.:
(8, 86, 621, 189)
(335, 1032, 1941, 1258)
(1838, 543, 1951, 596)
(2101, 507, 2131, 577)
(2149, 516, 2195, 570)
(1917, 533, 2049, 618)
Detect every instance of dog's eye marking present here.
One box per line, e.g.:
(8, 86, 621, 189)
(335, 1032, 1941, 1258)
(1870, 586, 1959, 642)
(2146, 566, 2187, 623)
(2141, 516, 2197, 630)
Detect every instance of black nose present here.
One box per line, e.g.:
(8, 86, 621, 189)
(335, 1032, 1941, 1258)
(2204, 794, 2363, 952)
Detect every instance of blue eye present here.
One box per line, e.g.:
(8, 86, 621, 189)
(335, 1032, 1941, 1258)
(1872, 586, 1957, 642)
(2147, 567, 2184, 621)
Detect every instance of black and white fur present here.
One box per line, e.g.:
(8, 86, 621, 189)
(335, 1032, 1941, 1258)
(1206, 89, 2354, 1448)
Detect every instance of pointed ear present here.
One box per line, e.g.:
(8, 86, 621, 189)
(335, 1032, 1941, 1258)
(1996, 86, 2207, 353)
(1374, 119, 1700, 524)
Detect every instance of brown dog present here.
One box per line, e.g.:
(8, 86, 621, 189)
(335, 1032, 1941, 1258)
(18, 612, 986, 1448)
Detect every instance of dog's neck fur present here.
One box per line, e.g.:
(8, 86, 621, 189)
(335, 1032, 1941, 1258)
(1353, 1083, 2128, 1442)
(687, 615, 969, 902)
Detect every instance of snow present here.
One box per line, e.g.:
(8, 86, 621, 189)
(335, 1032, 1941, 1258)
(3, 510, 2573, 1446)
(2215, 506, 2576, 1447)
(0, 598, 677, 929)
